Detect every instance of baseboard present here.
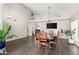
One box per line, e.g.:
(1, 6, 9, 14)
(6, 36, 27, 42)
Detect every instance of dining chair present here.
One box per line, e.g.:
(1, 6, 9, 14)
(48, 30, 54, 40)
(35, 32, 40, 49)
(38, 32, 49, 52)
(49, 31, 61, 49)
(56, 31, 61, 49)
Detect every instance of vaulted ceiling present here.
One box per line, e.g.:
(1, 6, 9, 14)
(24, 3, 79, 19)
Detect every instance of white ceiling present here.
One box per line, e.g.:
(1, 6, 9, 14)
(24, 3, 79, 19)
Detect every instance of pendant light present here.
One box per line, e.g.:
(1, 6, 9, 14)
(48, 6, 51, 22)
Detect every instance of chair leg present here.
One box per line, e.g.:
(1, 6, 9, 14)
(56, 43, 58, 49)
(38, 42, 40, 51)
(46, 46, 48, 53)
(45, 44, 49, 54)
(58, 40, 61, 49)
(49, 43, 51, 49)
(35, 41, 40, 52)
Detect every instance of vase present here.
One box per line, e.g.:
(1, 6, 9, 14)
(69, 39, 74, 44)
(0, 42, 5, 49)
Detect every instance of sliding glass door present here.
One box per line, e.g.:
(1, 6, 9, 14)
(71, 19, 78, 44)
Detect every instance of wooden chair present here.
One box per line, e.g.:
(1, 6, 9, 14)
(38, 32, 49, 52)
(35, 32, 40, 48)
(56, 31, 61, 49)
(49, 31, 61, 49)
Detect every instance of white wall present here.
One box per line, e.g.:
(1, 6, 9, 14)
(3, 3, 32, 38)
(0, 4, 3, 29)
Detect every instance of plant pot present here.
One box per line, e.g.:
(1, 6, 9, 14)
(0, 42, 5, 49)
(68, 39, 74, 44)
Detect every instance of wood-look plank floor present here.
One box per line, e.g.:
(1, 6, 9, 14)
(6, 37, 79, 55)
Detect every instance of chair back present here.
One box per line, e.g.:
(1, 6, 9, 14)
(49, 30, 54, 38)
(39, 32, 48, 42)
(36, 32, 40, 40)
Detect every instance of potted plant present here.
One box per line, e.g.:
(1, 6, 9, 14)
(0, 23, 11, 49)
(60, 29, 64, 33)
(65, 28, 76, 44)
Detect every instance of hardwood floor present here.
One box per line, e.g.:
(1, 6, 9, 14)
(6, 37, 79, 55)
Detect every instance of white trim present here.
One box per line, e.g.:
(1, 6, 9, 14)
(29, 18, 70, 23)
(6, 36, 27, 42)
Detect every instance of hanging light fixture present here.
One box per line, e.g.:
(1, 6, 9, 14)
(48, 6, 51, 22)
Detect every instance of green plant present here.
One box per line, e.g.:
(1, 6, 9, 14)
(60, 29, 64, 33)
(8, 34, 17, 38)
(66, 28, 76, 39)
(0, 23, 11, 42)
